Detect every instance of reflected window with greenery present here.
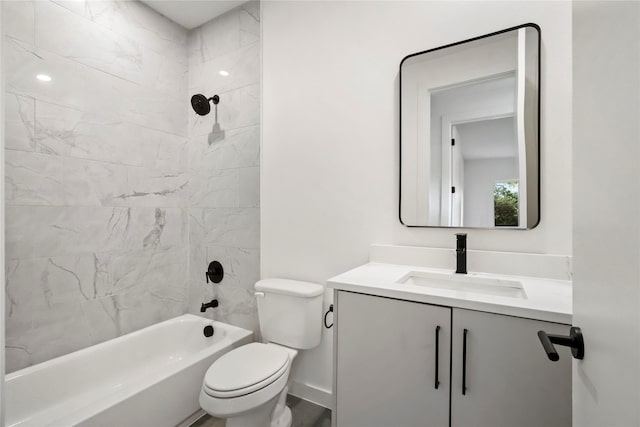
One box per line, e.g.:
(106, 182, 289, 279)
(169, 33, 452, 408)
(494, 181, 519, 227)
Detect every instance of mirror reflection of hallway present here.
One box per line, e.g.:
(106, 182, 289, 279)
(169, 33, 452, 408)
(448, 116, 519, 228)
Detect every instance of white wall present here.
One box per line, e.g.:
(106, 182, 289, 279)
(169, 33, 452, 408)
(262, 1, 571, 400)
(572, 2, 640, 425)
(464, 157, 518, 228)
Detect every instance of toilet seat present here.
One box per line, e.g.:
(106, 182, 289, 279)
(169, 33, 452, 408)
(203, 343, 290, 398)
(200, 364, 291, 419)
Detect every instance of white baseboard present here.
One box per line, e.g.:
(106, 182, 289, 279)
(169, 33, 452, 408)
(289, 381, 333, 410)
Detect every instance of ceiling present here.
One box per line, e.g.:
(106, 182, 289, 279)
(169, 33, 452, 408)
(140, 1, 245, 29)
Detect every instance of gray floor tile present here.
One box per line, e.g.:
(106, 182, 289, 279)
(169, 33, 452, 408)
(191, 394, 331, 427)
(287, 395, 331, 427)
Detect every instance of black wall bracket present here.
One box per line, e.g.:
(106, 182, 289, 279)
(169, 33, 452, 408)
(206, 261, 224, 283)
(538, 326, 584, 361)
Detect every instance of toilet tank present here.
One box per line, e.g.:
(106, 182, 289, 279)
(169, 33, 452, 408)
(255, 279, 324, 349)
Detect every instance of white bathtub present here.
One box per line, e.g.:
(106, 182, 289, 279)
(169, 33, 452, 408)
(5, 314, 253, 427)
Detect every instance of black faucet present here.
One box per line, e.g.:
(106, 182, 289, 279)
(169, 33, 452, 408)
(455, 233, 467, 274)
(200, 299, 219, 312)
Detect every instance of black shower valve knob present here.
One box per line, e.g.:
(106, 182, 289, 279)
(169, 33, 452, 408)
(206, 261, 224, 284)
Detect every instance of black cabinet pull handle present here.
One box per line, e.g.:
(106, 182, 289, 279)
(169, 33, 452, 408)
(435, 325, 440, 389)
(538, 327, 584, 361)
(462, 328, 468, 395)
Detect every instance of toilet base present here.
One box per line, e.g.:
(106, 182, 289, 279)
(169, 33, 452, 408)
(271, 406, 292, 427)
(270, 386, 292, 427)
(224, 387, 292, 427)
(225, 395, 278, 427)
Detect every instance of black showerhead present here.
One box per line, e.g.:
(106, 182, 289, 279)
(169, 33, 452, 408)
(191, 94, 210, 116)
(191, 94, 219, 116)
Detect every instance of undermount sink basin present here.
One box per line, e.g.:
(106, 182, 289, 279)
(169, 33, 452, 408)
(397, 271, 527, 299)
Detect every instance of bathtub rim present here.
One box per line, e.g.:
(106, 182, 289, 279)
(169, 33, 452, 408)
(6, 313, 248, 381)
(5, 314, 253, 427)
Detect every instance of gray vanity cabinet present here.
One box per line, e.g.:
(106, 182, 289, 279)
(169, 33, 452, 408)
(334, 291, 451, 427)
(334, 291, 572, 427)
(451, 308, 571, 427)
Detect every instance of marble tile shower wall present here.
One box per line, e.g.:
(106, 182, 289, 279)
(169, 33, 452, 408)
(3, 0, 190, 372)
(187, 2, 261, 335)
(3, 0, 261, 373)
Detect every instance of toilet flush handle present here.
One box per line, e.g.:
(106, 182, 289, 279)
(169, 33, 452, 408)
(255, 292, 265, 298)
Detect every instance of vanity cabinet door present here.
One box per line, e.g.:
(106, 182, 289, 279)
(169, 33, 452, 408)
(335, 291, 451, 427)
(450, 309, 572, 427)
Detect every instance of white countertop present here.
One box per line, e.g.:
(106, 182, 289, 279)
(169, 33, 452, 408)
(327, 263, 572, 324)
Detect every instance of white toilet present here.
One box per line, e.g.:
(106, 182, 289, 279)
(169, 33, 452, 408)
(199, 278, 324, 427)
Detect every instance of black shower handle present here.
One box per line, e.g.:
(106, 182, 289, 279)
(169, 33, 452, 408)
(205, 261, 224, 284)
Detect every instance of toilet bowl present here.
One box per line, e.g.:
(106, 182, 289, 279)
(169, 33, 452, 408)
(200, 343, 297, 427)
(199, 279, 324, 427)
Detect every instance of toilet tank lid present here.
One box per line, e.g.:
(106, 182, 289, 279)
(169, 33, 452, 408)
(255, 278, 324, 297)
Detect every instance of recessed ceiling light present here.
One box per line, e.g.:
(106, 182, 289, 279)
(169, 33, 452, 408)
(36, 74, 52, 82)
(218, 70, 230, 77)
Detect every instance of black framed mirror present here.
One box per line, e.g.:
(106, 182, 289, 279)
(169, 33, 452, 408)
(400, 24, 540, 229)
